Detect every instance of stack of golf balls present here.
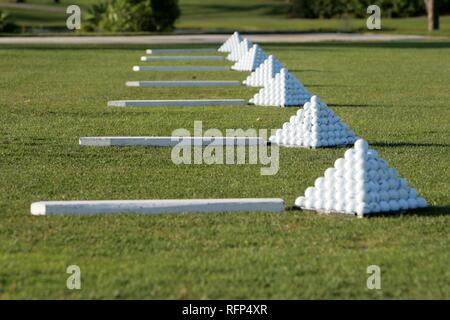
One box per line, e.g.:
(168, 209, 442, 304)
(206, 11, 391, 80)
(243, 55, 283, 87)
(227, 38, 253, 62)
(218, 31, 243, 52)
(249, 68, 312, 107)
(294, 138, 428, 217)
(231, 44, 268, 71)
(269, 96, 358, 148)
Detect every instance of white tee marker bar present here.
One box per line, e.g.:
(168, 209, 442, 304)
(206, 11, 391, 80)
(31, 199, 285, 216)
(107, 99, 246, 107)
(126, 81, 240, 87)
(146, 48, 217, 54)
(141, 56, 224, 61)
(133, 66, 229, 72)
(79, 136, 266, 147)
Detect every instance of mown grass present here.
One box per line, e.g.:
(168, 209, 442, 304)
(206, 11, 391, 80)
(0, 41, 449, 299)
(0, 0, 450, 36)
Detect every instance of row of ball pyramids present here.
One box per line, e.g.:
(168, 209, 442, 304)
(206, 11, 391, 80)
(218, 33, 357, 149)
(217, 32, 427, 217)
(219, 32, 313, 108)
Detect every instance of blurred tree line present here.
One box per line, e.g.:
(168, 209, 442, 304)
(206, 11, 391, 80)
(84, 0, 180, 32)
(8, 0, 180, 32)
(288, 0, 449, 18)
(287, 0, 448, 30)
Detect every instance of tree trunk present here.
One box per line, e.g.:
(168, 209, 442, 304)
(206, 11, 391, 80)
(425, 0, 440, 31)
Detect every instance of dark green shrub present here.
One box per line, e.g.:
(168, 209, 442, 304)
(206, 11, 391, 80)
(87, 0, 180, 32)
(0, 10, 17, 32)
(98, 0, 155, 32)
(151, 0, 180, 32)
(289, 0, 429, 18)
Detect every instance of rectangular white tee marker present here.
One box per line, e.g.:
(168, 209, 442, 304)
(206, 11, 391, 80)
(126, 81, 240, 87)
(79, 136, 265, 147)
(133, 66, 229, 72)
(141, 56, 224, 61)
(107, 99, 246, 107)
(146, 48, 217, 54)
(31, 199, 285, 216)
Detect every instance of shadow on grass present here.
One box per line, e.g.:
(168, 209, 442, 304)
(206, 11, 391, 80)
(290, 69, 337, 73)
(306, 84, 355, 88)
(328, 103, 373, 108)
(372, 142, 450, 148)
(366, 206, 450, 218)
(288, 206, 450, 218)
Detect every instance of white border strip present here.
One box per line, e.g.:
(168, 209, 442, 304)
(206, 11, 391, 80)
(31, 199, 285, 215)
(79, 136, 265, 147)
(141, 56, 224, 61)
(126, 81, 241, 87)
(133, 66, 229, 72)
(107, 99, 247, 107)
(146, 48, 217, 54)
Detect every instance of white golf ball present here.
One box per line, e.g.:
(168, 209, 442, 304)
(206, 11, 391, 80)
(380, 181, 390, 192)
(324, 200, 334, 211)
(399, 178, 408, 189)
(367, 149, 378, 159)
(356, 203, 370, 216)
(408, 188, 417, 199)
(388, 200, 399, 211)
(379, 190, 389, 201)
(388, 189, 399, 200)
(305, 187, 315, 198)
(304, 198, 314, 209)
(314, 177, 325, 189)
(389, 168, 398, 178)
(334, 201, 345, 212)
(345, 202, 356, 213)
(324, 168, 336, 179)
(295, 196, 305, 207)
(314, 199, 324, 210)
(369, 192, 380, 203)
(354, 149, 367, 161)
(344, 149, 354, 159)
(380, 201, 390, 212)
(356, 191, 371, 203)
(398, 199, 408, 210)
(354, 139, 369, 151)
(417, 197, 427, 208)
(369, 202, 380, 213)
(407, 198, 418, 209)
(398, 189, 409, 200)
(311, 95, 320, 104)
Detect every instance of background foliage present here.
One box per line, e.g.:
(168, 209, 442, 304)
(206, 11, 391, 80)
(289, 0, 450, 18)
(85, 0, 180, 32)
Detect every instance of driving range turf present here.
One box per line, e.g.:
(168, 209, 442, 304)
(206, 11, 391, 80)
(0, 41, 449, 299)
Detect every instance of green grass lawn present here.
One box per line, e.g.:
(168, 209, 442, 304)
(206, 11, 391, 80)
(1, 0, 450, 36)
(0, 41, 449, 299)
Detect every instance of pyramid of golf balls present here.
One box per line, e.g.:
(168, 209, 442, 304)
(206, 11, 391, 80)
(231, 44, 268, 71)
(269, 96, 358, 148)
(243, 55, 283, 87)
(249, 68, 312, 107)
(294, 139, 428, 217)
(227, 38, 253, 62)
(218, 31, 243, 53)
